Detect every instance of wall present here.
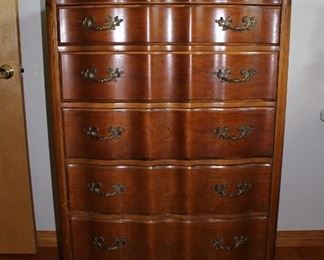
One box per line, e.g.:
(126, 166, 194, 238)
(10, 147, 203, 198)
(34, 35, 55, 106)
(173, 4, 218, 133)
(18, 0, 55, 230)
(18, 0, 324, 231)
(278, 0, 324, 230)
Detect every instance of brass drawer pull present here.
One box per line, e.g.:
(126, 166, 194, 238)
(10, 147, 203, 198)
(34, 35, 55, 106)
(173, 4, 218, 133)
(214, 183, 252, 197)
(215, 16, 256, 31)
(92, 237, 127, 250)
(83, 126, 125, 141)
(88, 183, 126, 197)
(211, 235, 248, 250)
(81, 68, 124, 83)
(215, 68, 256, 84)
(80, 15, 123, 31)
(212, 125, 253, 141)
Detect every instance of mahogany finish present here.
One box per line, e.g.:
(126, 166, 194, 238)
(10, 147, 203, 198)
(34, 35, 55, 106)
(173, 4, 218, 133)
(57, 0, 282, 5)
(63, 108, 275, 160)
(58, 5, 280, 44)
(46, 0, 291, 259)
(71, 217, 267, 260)
(61, 52, 279, 101)
(67, 164, 271, 215)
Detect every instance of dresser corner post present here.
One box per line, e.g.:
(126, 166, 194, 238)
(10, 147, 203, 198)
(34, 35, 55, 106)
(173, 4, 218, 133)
(46, 0, 73, 259)
(266, 0, 292, 259)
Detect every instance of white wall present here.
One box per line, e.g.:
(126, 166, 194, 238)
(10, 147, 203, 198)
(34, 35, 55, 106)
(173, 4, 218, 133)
(19, 0, 55, 230)
(18, 0, 324, 231)
(278, 0, 324, 230)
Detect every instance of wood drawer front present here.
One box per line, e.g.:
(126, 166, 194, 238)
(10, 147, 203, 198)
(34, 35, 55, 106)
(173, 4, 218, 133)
(63, 108, 275, 160)
(57, 1, 282, 5)
(58, 6, 280, 44)
(67, 164, 271, 215)
(71, 218, 267, 260)
(61, 53, 278, 102)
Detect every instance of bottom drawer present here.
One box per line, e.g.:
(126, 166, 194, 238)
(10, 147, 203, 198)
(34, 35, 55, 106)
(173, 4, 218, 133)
(71, 217, 267, 260)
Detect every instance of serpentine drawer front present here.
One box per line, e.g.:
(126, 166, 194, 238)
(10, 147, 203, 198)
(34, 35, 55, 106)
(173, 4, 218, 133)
(63, 108, 275, 160)
(60, 52, 279, 101)
(71, 218, 267, 260)
(58, 5, 280, 44)
(67, 164, 271, 215)
(47, 0, 291, 259)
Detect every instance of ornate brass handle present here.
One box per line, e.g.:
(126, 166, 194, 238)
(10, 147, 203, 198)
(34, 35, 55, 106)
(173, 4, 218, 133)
(212, 125, 253, 141)
(88, 183, 126, 197)
(215, 16, 256, 31)
(80, 15, 123, 31)
(92, 237, 127, 250)
(215, 68, 256, 84)
(213, 183, 252, 197)
(211, 236, 248, 250)
(0, 64, 14, 80)
(81, 68, 124, 83)
(83, 126, 125, 141)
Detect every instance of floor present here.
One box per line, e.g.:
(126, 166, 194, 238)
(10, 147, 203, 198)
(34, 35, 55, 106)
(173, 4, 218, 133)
(0, 247, 324, 260)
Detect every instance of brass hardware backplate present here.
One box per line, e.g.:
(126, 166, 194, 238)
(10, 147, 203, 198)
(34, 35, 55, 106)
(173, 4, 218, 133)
(215, 16, 256, 31)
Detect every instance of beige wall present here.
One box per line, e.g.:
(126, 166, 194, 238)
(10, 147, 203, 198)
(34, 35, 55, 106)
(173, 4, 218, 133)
(18, 0, 324, 231)
(19, 0, 55, 230)
(278, 0, 324, 230)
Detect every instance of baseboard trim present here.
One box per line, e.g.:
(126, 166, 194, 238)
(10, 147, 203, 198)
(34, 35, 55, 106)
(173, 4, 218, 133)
(36, 231, 57, 247)
(276, 230, 324, 247)
(36, 230, 324, 248)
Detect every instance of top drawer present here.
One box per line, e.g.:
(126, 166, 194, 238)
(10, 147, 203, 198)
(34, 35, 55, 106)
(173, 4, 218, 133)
(58, 5, 281, 45)
(56, 1, 282, 5)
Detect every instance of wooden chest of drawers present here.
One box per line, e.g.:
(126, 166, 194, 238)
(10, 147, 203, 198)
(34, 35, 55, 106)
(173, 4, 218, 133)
(46, 0, 291, 259)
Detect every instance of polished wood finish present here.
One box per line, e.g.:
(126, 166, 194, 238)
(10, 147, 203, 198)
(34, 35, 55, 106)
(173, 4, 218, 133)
(46, 0, 291, 259)
(58, 44, 281, 52)
(58, 5, 280, 44)
(61, 52, 279, 102)
(57, 0, 283, 5)
(71, 217, 267, 260)
(63, 108, 275, 160)
(67, 164, 271, 215)
(265, 1, 291, 259)
(46, 1, 73, 259)
(0, 0, 36, 254)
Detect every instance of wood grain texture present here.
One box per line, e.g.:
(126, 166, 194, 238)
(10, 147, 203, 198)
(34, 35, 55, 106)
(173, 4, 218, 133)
(71, 217, 267, 260)
(277, 231, 324, 248)
(36, 232, 58, 248)
(46, 1, 73, 259)
(265, 1, 291, 259)
(0, 0, 36, 253)
(58, 5, 281, 44)
(61, 101, 277, 109)
(58, 45, 281, 52)
(275, 247, 324, 260)
(56, 0, 283, 5)
(61, 52, 279, 102)
(63, 108, 275, 160)
(67, 164, 271, 215)
(46, 0, 291, 259)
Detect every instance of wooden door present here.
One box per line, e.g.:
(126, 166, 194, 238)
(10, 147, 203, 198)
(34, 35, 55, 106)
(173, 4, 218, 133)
(0, 0, 36, 254)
